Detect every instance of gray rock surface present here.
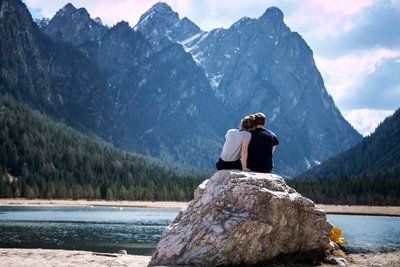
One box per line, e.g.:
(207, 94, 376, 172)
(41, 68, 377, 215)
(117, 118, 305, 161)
(10, 0, 362, 176)
(181, 6, 362, 175)
(135, 2, 202, 49)
(41, 3, 226, 168)
(150, 170, 333, 266)
(43, 2, 361, 176)
(0, 0, 116, 140)
(43, 3, 107, 59)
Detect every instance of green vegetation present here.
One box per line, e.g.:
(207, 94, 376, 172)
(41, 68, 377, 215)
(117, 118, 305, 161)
(0, 94, 204, 201)
(290, 108, 400, 206)
(298, 109, 400, 180)
(288, 172, 400, 206)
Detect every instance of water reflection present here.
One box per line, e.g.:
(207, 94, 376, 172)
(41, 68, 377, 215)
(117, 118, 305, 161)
(0, 206, 399, 255)
(328, 214, 400, 253)
(0, 206, 178, 255)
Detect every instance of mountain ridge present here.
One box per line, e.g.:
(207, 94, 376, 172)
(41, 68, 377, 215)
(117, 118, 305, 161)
(0, 0, 115, 140)
(41, 2, 227, 169)
(138, 3, 361, 174)
(3, 0, 362, 176)
(297, 107, 400, 179)
(288, 107, 400, 205)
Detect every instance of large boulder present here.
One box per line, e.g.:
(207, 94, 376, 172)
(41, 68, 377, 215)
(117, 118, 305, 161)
(150, 170, 333, 266)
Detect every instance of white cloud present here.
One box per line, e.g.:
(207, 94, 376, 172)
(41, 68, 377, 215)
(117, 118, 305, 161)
(285, 0, 373, 41)
(343, 109, 394, 136)
(315, 49, 400, 108)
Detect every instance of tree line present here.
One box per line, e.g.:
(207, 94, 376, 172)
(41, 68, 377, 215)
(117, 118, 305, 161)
(2, 92, 398, 205)
(297, 108, 400, 180)
(288, 170, 400, 206)
(291, 107, 400, 206)
(0, 94, 204, 201)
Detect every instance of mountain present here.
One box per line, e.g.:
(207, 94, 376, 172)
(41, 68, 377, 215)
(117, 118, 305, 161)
(135, 2, 202, 49)
(287, 108, 400, 205)
(0, 0, 115, 140)
(0, 94, 203, 200)
(41, 3, 225, 168)
(297, 108, 400, 179)
(42, 3, 107, 59)
(2, 0, 361, 176)
(1, 0, 223, 169)
(134, 3, 362, 175)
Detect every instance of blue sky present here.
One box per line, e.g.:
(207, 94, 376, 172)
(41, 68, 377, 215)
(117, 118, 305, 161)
(25, 0, 400, 135)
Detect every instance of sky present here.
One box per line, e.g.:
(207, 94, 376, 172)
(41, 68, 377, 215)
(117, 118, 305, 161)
(24, 0, 400, 136)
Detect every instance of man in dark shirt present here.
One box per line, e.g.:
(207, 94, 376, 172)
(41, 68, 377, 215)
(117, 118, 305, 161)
(247, 112, 279, 173)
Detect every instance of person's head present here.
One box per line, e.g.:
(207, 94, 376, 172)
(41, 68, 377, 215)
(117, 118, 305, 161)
(240, 115, 255, 131)
(254, 112, 266, 127)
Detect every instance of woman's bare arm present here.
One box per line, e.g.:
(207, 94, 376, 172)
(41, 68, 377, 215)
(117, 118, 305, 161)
(241, 139, 251, 171)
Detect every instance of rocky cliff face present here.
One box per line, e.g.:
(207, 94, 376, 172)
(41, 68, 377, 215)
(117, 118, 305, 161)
(178, 7, 361, 174)
(0, 0, 51, 108)
(0, 0, 115, 137)
(132, 3, 362, 175)
(42, 2, 225, 167)
(135, 2, 202, 49)
(4, 0, 362, 176)
(43, 3, 107, 59)
(150, 170, 333, 266)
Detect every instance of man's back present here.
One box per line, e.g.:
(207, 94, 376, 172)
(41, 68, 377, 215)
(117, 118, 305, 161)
(247, 128, 279, 173)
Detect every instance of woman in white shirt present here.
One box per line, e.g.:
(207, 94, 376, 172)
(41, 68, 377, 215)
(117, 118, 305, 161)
(216, 115, 255, 171)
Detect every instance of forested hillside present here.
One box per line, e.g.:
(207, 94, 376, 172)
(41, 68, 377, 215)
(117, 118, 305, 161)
(298, 108, 400, 179)
(288, 173, 399, 205)
(0, 94, 204, 201)
(289, 108, 400, 205)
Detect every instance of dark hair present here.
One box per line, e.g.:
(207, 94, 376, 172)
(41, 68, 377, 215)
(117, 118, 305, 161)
(240, 115, 255, 131)
(254, 112, 266, 126)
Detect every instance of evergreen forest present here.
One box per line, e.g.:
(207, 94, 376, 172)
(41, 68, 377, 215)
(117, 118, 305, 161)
(0, 94, 204, 201)
(288, 172, 400, 206)
(290, 108, 400, 206)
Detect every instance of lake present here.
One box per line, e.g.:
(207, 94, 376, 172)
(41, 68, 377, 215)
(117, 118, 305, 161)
(0, 205, 399, 255)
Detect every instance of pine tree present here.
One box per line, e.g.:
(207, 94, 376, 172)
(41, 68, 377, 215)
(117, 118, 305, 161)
(14, 187, 21, 198)
(25, 186, 35, 199)
(0, 94, 205, 201)
(106, 187, 114, 200)
(4, 183, 13, 198)
(45, 181, 55, 199)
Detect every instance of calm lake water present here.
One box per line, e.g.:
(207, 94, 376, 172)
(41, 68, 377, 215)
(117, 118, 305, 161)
(0, 205, 399, 255)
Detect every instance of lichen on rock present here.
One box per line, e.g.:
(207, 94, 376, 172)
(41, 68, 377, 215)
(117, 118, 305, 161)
(150, 170, 333, 266)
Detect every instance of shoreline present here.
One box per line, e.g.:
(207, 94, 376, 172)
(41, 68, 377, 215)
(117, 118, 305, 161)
(0, 248, 399, 266)
(316, 204, 400, 217)
(1, 199, 400, 216)
(0, 198, 188, 209)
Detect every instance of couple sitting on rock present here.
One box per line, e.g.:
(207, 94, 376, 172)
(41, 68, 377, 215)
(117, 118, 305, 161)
(216, 112, 279, 173)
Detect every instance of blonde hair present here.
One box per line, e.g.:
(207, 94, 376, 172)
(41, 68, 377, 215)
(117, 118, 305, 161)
(240, 115, 255, 131)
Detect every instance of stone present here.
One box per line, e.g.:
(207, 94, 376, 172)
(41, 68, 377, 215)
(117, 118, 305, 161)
(329, 240, 340, 251)
(325, 256, 348, 265)
(150, 170, 333, 266)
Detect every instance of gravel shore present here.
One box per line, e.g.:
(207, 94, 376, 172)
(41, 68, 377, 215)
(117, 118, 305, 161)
(1, 199, 399, 216)
(0, 248, 399, 266)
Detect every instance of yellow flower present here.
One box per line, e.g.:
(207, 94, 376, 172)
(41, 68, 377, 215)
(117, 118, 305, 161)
(330, 226, 347, 245)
